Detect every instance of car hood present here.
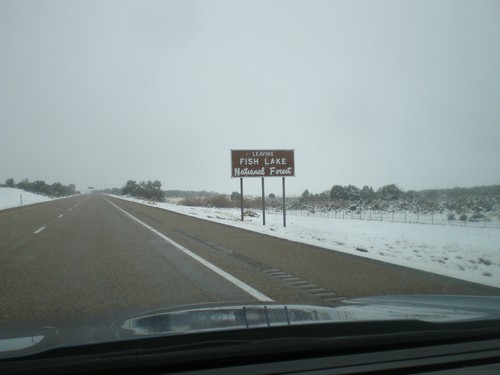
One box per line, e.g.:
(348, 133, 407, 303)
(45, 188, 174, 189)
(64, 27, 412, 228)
(1, 295, 500, 358)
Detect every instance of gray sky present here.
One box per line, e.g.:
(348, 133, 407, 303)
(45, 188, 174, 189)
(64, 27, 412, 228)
(1, 0, 499, 196)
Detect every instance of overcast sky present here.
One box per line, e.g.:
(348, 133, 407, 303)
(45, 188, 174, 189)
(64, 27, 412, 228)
(1, 0, 499, 196)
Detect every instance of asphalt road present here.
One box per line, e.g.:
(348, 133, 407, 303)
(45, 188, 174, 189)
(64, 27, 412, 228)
(1, 194, 498, 323)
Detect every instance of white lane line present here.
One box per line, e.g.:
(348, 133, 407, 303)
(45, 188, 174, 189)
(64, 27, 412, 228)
(103, 197, 273, 303)
(34, 227, 46, 234)
(58, 214, 64, 218)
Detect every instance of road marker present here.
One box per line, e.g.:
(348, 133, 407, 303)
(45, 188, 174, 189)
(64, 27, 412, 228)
(34, 227, 46, 234)
(103, 196, 274, 303)
(58, 214, 64, 218)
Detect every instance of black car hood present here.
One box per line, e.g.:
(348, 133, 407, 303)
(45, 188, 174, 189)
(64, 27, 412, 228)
(1, 295, 500, 358)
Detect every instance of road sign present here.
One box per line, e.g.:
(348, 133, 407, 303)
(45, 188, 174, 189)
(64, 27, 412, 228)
(231, 149, 294, 227)
(231, 149, 295, 178)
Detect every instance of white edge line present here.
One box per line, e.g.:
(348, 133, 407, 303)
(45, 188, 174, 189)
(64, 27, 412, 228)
(102, 196, 273, 302)
(34, 226, 46, 234)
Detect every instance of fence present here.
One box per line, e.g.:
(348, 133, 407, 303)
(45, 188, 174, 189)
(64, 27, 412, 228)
(266, 208, 500, 229)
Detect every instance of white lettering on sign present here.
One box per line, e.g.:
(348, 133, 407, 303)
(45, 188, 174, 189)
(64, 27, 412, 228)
(234, 167, 266, 177)
(239, 158, 260, 165)
(270, 167, 293, 176)
(252, 151, 274, 157)
(264, 158, 287, 165)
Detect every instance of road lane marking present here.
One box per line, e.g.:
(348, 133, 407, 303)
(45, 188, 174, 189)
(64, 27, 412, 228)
(263, 269, 281, 273)
(34, 227, 46, 234)
(58, 214, 64, 218)
(103, 197, 274, 302)
(303, 288, 326, 293)
(289, 280, 310, 286)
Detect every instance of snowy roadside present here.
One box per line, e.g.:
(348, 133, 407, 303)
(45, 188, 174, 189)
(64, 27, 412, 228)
(0, 187, 56, 210)
(112, 195, 500, 289)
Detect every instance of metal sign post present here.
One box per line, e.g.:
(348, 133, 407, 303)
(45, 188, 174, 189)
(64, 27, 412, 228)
(261, 177, 266, 225)
(240, 178, 244, 221)
(282, 177, 286, 227)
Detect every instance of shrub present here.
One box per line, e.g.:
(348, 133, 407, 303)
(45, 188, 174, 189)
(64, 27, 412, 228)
(178, 197, 209, 207)
(469, 212, 485, 221)
(244, 209, 258, 217)
(209, 195, 233, 208)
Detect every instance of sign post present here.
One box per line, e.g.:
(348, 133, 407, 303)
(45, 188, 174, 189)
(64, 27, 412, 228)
(261, 177, 266, 225)
(231, 149, 295, 226)
(240, 178, 244, 221)
(282, 177, 286, 227)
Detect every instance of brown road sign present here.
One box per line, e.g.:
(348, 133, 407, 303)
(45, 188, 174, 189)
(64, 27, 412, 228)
(231, 150, 295, 178)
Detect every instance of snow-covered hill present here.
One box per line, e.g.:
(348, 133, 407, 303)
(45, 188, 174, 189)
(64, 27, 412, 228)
(0, 187, 55, 210)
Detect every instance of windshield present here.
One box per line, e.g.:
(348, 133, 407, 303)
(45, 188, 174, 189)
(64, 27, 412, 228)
(1, 0, 499, 358)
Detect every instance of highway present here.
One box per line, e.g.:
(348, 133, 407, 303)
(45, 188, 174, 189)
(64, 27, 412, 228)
(1, 194, 499, 323)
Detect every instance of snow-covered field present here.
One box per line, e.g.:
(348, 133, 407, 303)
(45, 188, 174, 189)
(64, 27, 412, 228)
(115, 195, 500, 289)
(0, 187, 55, 210)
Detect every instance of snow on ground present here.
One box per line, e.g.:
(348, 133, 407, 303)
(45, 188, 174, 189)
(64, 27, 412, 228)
(0, 187, 55, 210)
(114, 195, 500, 289)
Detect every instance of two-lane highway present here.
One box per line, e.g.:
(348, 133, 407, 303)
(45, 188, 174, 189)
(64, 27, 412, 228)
(1, 194, 499, 323)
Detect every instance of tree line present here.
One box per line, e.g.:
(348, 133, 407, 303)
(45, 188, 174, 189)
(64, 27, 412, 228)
(121, 180, 165, 201)
(293, 183, 500, 221)
(298, 184, 500, 204)
(164, 190, 219, 198)
(3, 178, 78, 197)
(328, 184, 403, 202)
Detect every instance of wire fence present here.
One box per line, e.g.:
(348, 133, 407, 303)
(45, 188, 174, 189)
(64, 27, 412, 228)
(266, 208, 500, 229)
